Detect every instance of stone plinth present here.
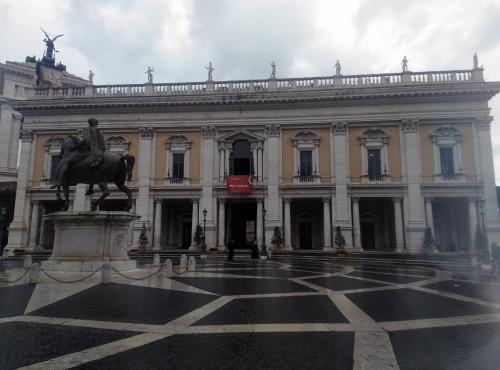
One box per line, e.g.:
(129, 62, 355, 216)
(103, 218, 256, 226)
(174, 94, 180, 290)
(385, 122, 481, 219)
(41, 211, 139, 272)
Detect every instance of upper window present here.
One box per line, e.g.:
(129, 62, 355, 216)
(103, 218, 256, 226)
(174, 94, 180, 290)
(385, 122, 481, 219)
(292, 130, 321, 184)
(299, 150, 313, 177)
(172, 153, 185, 179)
(230, 140, 253, 175)
(431, 126, 463, 181)
(358, 128, 390, 183)
(43, 137, 65, 184)
(49, 154, 62, 181)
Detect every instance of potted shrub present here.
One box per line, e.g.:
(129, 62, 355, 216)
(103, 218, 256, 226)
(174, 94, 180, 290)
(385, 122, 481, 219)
(422, 227, 437, 254)
(138, 224, 149, 253)
(193, 224, 203, 250)
(334, 226, 347, 255)
(270, 226, 283, 251)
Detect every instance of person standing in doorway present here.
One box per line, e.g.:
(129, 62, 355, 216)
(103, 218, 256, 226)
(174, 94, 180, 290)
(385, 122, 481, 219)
(227, 239, 235, 261)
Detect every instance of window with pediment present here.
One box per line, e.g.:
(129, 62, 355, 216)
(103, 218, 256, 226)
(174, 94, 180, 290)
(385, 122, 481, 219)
(431, 126, 464, 181)
(217, 130, 264, 182)
(104, 135, 130, 154)
(292, 130, 321, 184)
(165, 134, 192, 184)
(43, 137, 65, 184)
(358, 128, 390, 182)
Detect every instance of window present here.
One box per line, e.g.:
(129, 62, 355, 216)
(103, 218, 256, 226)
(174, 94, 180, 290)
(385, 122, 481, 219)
(358, 128, 390, 183)
(439, 147, 455, 175)
(230, 140, 253, 175)
(172, 153, 184, 179)
(49, 154, 62, 181)
(367, 149, 381, 178)
(299, 150, 313, 177)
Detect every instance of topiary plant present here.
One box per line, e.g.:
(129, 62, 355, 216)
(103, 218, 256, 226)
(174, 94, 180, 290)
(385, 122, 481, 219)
(193, 224, 203, 246)
(271, 226, 283, 249)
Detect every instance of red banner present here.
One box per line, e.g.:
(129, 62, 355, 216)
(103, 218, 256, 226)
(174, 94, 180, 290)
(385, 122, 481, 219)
(226, 175, 253, 193)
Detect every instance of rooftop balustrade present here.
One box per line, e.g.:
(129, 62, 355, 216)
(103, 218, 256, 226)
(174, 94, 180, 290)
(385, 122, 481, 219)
(24, 68, 483, 100)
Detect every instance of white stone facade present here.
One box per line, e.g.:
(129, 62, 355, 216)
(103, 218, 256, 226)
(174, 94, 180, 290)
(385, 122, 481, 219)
(4, 64, 500, 255)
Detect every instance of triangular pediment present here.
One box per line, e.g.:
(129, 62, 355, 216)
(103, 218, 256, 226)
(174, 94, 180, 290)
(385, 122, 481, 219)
(218, 130, 264, 142)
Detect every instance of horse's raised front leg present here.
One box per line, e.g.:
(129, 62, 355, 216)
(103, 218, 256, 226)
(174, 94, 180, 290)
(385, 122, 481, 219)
(91, 183, 110, 211)
(115, 181, 133, 211)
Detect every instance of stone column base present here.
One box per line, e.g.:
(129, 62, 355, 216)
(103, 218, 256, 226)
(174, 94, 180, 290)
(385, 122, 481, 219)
(322, 246, 334, 251)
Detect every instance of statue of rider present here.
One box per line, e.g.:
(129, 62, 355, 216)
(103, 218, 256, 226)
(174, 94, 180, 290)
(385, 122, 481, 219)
(52, 117, 106, 187)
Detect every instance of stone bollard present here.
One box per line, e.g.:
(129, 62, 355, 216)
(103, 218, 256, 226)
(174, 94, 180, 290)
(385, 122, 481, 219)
(101, 263, 112, 283)
(180, 254, 187, 271)
(24, 254, 33, 269)
(153, 253, 160, 267)
(29, 263, 40, 284)
(164, 258, 173, 277)
(187, 256, 196, 272)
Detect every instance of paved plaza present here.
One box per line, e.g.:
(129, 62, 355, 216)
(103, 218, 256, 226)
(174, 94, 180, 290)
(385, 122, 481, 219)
(1, 254, 500, 369)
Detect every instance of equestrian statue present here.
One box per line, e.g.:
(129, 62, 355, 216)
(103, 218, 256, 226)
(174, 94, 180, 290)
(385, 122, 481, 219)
(52, 118, 135, 211)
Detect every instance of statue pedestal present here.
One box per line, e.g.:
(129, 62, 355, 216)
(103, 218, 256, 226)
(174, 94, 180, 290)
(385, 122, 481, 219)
(41, 211, 139, 272)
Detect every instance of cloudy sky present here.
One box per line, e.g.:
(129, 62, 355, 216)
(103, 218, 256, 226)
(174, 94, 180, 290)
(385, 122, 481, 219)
(1, 0, 500, 182)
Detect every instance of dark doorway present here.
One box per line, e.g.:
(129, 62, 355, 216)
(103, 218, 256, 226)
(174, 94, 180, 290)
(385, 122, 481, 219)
(299, 222, 312, 249)
(361, 222, 376, 250)
(182, 222, 191, 248)
(228, 201, 256, 248)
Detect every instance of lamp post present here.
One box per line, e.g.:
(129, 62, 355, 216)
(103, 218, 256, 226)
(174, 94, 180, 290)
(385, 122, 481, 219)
(202, 208, 207, 257)
(261, 207, 267, 259)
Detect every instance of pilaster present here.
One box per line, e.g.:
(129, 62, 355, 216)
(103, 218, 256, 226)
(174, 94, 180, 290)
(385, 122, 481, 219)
(265, 124, 281, 241)
(200, 125, 216, 247)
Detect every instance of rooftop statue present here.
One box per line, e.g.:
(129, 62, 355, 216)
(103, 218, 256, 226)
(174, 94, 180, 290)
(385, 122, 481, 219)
(145, 66, 154, 83)
(473, 53, 479, 69)
(40, 27, 64, 61)
(401, 56, 409, 72)
(270, 61, 276, 79)
(205, 62, 214, 81)
(88, 70, 94, 85)
(52, 118, 135, 211)
(335, 59, 341, 76)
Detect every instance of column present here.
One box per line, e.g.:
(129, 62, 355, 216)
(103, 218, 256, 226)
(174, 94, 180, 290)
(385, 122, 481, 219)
(28, 200, 40, 248)
(283, 198, 292, 250)
(475, 117, 500, 245)
(133, 127, 154, 247)
(38, 204, 46, 249)
(401, 119, 426, 252)
(265, 124, 282, 246)
(5, 129, 35, 255)
(468, 198, 478, 250)
(217, 199, 225, 250)
(352, 198, 361, 249)
(394, 198, 404, 252)
(331, 122, 353, 248)
(153, 200, 162, 250)
(190, 198, 199, 249)
(219, 148, 225, 181)
(200, 126, 216, 247)
(322, 198, 332, 250)
(425, 198, 434, 230)
(256, 199, 263, 248)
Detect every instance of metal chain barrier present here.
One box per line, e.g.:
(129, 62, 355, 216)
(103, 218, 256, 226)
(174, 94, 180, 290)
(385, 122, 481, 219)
(40, 267, 103, 283)
(4, 268, 30, 283)
(111, 264, 164, 280)
(171, 259, 194, 275)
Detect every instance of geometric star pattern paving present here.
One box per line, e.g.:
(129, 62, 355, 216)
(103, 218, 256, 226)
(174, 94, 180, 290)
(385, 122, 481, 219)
(1, 254, 500, 370)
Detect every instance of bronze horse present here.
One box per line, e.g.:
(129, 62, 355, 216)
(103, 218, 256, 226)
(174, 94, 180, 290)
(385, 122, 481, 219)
(55, 136, 135, 211)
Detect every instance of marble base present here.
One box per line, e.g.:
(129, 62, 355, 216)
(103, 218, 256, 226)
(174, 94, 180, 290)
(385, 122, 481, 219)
(41, 211, 139, 272)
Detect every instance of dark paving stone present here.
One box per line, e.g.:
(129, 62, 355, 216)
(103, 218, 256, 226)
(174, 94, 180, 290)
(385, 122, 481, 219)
(390, 323, 500, 370)
(425, 280, 500, 303)
(0, 321, 137, 369)
(348, 270, 427, 284)
(76, 332, 354, 370)
(0, 284, 35, 318)
(172, 277, 316, 295)
(452, 272, 497, 283)
(203, 268, 316, 278)
(286, 264, 343, 273)
(194, 295, 348, 325)
(306, 276, 387, 291)
(31, 283, 216, 325)
(355, 266, 435, 277)
(346, 288, 500, 322)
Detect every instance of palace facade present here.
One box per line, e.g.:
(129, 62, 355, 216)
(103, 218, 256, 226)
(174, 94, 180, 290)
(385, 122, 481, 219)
(3, 59, 500, 255)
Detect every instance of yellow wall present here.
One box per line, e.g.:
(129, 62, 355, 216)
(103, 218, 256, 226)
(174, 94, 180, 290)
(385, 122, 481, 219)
(154, 131, 201, 185)
(349, 125, 401, 181)
(281, 128, 331, 183)
(420, 123, 475, 178)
